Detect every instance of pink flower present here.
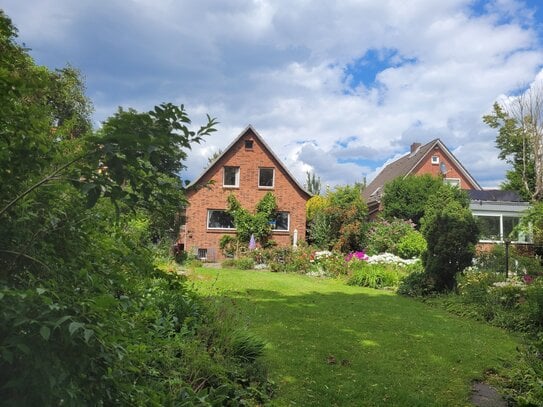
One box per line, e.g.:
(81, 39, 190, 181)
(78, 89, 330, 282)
(345, 251, 369, 262)
(523, 274, 534, 285)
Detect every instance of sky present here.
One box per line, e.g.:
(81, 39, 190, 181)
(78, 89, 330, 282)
(2, 0, 543, 189)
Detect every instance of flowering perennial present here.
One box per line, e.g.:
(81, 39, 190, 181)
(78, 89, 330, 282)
(345, 251, 369, 262)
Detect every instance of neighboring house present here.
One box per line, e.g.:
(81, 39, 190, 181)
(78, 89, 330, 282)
(362, 138, 532, 246)
(363, 139, 482, 217)
(180, 125, 311, 261)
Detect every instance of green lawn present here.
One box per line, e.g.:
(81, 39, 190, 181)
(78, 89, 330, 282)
(189, 268, 520, 406)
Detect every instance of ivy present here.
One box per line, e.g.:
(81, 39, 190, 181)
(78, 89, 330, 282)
(227, 192, 277, 244)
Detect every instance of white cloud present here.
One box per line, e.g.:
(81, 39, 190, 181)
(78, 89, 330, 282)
(2, 0, 542, 189)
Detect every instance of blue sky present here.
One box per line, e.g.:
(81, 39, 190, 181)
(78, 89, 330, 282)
(3, 0, 543, 189)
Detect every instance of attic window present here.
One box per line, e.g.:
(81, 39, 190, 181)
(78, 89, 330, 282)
(245, 139, 254, 149)
(223, 166, 239, 187)
(431, 156, 439, 165)
(259, 168, 275, 188)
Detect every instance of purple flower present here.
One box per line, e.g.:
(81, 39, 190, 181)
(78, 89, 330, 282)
(345, 251, 369, 262)
(249, 234, 256, 250)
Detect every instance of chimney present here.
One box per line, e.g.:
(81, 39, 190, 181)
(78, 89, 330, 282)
(410, 142, 421, 154)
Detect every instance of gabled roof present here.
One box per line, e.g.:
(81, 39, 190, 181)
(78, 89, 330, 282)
(363, 139, 481, 203)
(188, 125, 312, 198)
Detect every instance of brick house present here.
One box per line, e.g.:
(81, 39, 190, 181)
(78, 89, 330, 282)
(180, 125, 311, 261)
(362, 139, 482, 218)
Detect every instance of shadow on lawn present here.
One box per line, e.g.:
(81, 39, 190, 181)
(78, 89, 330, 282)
(196, 278, 518, 406)
(211, 286, 506, 367)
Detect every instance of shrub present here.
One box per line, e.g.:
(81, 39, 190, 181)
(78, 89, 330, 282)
(219, 235, 238, 258)
(397, 269, 435, 297)
(396, 230, 427, 259)
(526, 278, 543, 327)
(475, 245, 542, 276)
(222, 259, 238, 268)
(421, 190, 478, 292)
(456, 270, 503, 304)
(318, 251, 352, 277)
(366, 218, 414, 255)
(235, 257, 255, 270)
(347, 263, 406, 289)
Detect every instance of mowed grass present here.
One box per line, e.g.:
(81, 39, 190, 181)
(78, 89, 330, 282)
(188, 268, 520, 406)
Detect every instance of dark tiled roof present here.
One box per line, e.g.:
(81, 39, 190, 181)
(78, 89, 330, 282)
(362, 139, 438, 202)
(468, 189, 524, 202)
(362, 138, 482, 203)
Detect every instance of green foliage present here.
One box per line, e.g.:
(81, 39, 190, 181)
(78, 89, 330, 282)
(396, 229, 427, 259)
(232, 257, 255, 270)
(0, 12, 270, 405)
(306, 195, 328, 222)
(219, 235, 238, 258)
(483, 102, 537, 201)
(366, 217, 415, 255)
(520, 201, 543, 248)
(382, 175, 444, 226)
(397, 269, 435, 297)
(307, 185, 368, 252)
(308, 211, 333, 249)
(265, 246, 315, 274)
(227, 192, 277, 244)
(474, 244, 542, 276)
(421, 186, 479, 292)
(347, 263, 407, 289)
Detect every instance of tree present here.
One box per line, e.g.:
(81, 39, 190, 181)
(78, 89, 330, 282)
(0, 11, 279, 405)
(307, 185, 368, 251)
(382, 174, 447, 227)
(205, 148, 223, 169)
(420, 186, 479, 292)
(305, 171, 321, 195)
(483, 84, 543, 201)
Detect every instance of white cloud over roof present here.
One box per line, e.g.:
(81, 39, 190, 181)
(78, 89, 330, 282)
(3, 0, 543, 189)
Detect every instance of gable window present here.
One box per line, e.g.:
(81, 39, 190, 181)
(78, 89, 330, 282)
(272, 211, 290, 231)
(431, 156, 439, 164)
(444, 178, 461, 188)
(245, 139, 254, 149)
(223, 166, 239, 187)
(207, 210, 235, 229)
(259, 168, 275, 188)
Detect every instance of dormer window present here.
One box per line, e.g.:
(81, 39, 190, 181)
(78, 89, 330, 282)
(259, 168, 274, 188)
(223, 166, 239, 187)
(431, 156, 439, 165)
(245, 139, 254, 149)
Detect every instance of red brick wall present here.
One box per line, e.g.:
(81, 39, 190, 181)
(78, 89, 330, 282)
(182, 129, 309, 260)
(412, 146, 477, 190)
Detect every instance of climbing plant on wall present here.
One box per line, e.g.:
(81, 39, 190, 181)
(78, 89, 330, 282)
(226, 192, 277, 245)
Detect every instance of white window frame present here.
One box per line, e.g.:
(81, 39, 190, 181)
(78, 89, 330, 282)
(431, 155, 439, 165)
(272, 211, 290, 232)
(258, 167, 275, 188)
(444, 178, 461, 188)
(207, 210, 235, 230)
(223, 166, 239, 188)
(473, 213, 523, 243)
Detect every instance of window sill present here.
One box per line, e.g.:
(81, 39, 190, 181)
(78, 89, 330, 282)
(223, 186, 239, 189)
(258, 186, 275, 190)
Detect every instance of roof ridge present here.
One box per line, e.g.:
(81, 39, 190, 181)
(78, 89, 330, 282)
(187, 125, 312, 197)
